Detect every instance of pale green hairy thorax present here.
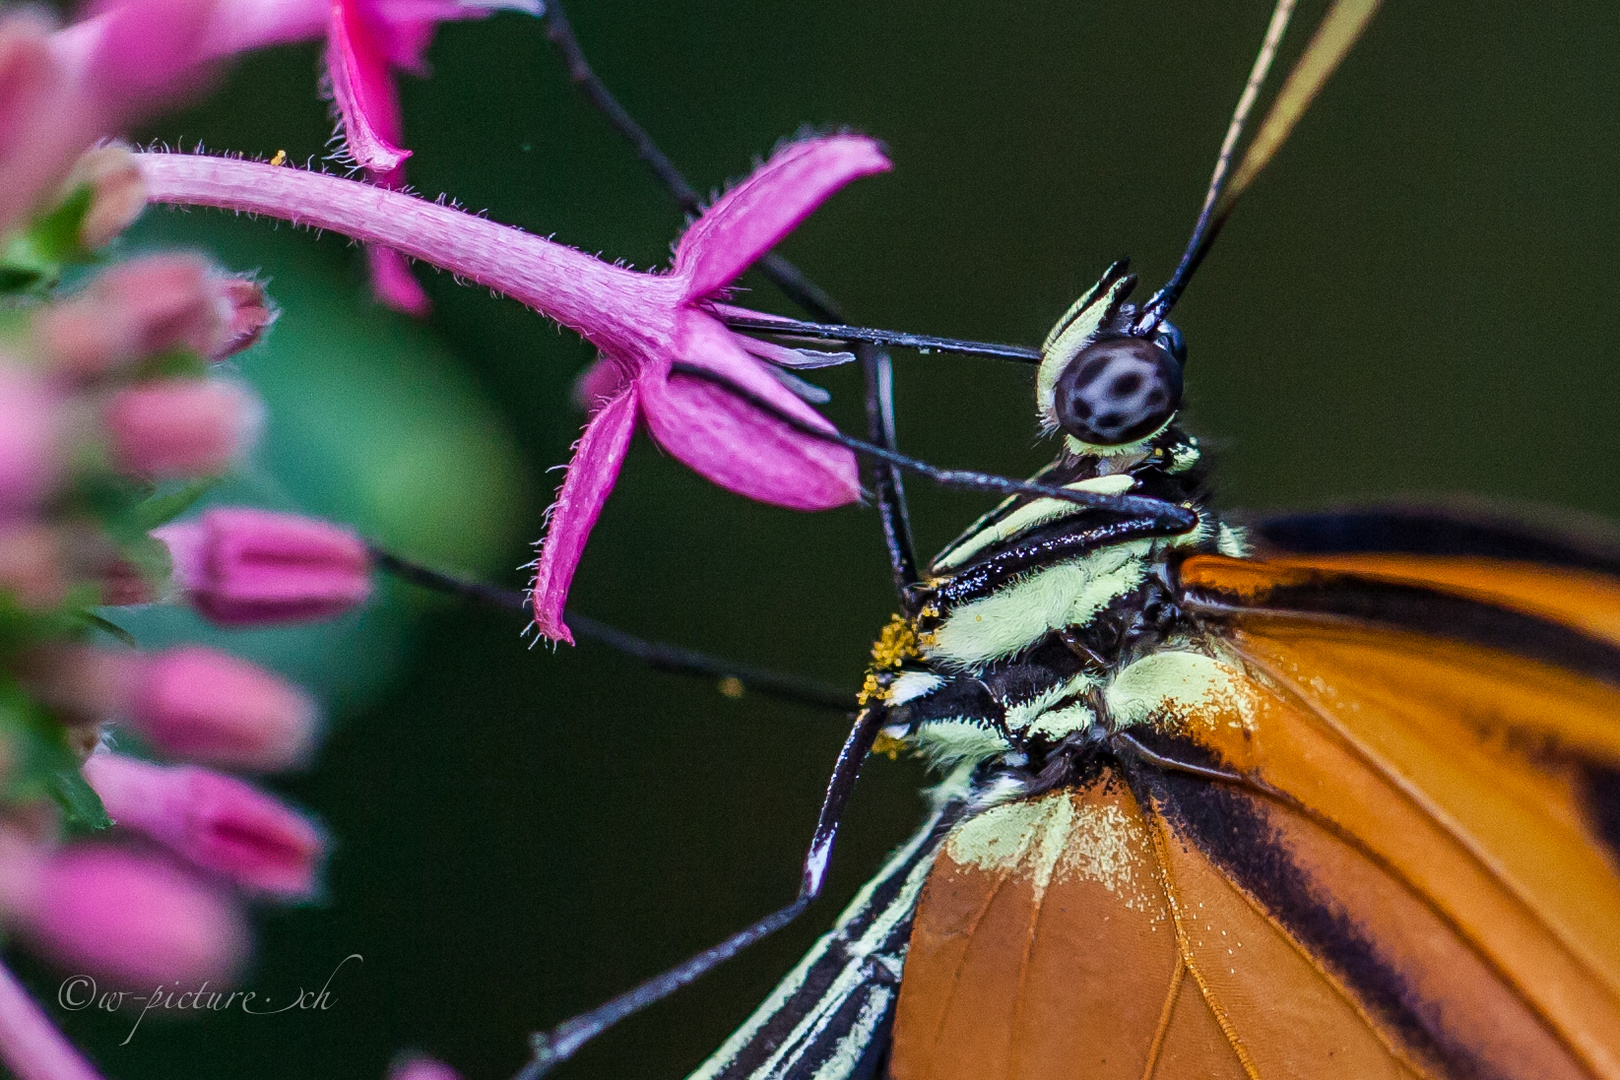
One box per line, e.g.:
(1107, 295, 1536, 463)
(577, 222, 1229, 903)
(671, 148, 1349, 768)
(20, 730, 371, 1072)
(933, 474, 1137, 572)
(913, 719, 1014, 770)
(924, 540, 1155, 668)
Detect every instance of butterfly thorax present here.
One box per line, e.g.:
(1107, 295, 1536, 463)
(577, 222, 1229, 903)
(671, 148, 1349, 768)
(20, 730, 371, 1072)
(862, 423, 1245, 791)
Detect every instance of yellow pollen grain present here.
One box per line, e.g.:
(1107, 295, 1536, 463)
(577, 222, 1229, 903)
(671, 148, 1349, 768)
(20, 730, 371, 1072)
(869, 614, 918, 670)
(268, 149, 288, 166)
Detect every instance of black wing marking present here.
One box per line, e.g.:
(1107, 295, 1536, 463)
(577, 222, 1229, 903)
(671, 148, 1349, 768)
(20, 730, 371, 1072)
(1252, 505, 1620, 576)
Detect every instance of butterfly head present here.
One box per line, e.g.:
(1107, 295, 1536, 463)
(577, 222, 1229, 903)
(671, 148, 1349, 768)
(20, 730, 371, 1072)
(1038, 260, 1186, 457)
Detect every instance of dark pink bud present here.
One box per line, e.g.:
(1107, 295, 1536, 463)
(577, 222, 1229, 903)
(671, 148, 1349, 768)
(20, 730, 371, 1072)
(104, 378, 261, 479)
(0, 844, 249, 990)
(215, 276, 274, 358)
(83, 754, 325, 900)
(127, 647, 318, 771)
(0, 366, 61, 513)
(39, 255, 238, 377)
(156, 507, 372, 626)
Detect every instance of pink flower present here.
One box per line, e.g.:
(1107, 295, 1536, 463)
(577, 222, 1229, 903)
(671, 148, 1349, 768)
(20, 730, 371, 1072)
(136, 136, 883, 641)
(83, 753, 325, 899)
(0, 842, 250, 990)
(126, 646, 320, 771)
(324, 0, 539, 314)
(156, 507, 373, 625)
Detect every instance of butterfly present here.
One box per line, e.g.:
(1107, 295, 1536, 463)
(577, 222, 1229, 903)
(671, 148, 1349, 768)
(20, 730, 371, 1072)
(514, 1, 1620, 1078)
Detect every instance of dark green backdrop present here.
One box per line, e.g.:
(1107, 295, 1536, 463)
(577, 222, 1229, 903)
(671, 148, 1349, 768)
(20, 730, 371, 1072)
(17, 1, 1619, 1077)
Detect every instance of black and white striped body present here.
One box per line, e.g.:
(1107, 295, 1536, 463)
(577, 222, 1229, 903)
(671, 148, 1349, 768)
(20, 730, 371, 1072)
(687, 426, 1235, 1080)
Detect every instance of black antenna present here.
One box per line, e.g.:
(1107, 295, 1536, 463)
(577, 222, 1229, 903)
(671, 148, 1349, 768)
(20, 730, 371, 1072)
(1137, 0, 1298, 332)
(1137, 0, 1384, 334)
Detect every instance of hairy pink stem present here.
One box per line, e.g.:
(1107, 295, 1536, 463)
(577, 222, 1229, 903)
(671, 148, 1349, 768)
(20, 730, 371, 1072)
(136, 153, 681, 357)
(0, 961, 105, 1080)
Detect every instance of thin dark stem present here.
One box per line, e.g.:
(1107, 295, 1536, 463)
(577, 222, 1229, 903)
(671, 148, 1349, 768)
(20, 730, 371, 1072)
(369, 546, 852, 712)
(722, 313, 1042, 363)
(369, 546, 527, 610)
(542, 1, 843, 324)
(516, 704, 889, 1080)
(667, 363, 1198, 529)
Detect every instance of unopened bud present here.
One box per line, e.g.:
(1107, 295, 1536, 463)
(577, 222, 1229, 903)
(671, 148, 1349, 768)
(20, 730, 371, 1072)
(104, 378, 261, 479)
(83, 754, 325, 900)
(215, 276, 274, 359)
(0, 365, 61, 513)
(38, 255, 237, 377)
(63, 144, 146, 249)
(0, 842, 249, 989)
(389, 1056, 462, 1080)
(126, 647, 318, 771)
(156, 507, 372, 625)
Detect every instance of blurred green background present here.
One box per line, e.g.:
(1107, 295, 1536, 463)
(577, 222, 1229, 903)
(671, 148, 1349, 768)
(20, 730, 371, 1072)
(16, 0, 1619, 1077)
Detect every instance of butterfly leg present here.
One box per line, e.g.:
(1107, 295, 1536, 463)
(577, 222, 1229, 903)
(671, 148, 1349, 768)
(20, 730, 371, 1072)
(515, 703, 892, 1080)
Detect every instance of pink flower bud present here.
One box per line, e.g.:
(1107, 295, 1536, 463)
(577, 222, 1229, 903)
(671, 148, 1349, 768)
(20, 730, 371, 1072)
(83, 754, 324, 900)
(156, 507, 372, 625)
(0, 844, 249, 990)
(38, 255, 237, 377)
(215, 276, 274, 359)
(104, 378, 261, 479)
(64, 143, 146, 249)
(127, 647, 318, 771)
(389, 1056, 461, 1080)
(0, 366, 61, 513)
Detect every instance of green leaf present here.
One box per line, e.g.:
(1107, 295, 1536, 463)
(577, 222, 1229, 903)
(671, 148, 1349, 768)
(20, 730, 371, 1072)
(0, 185, 96, 294)
(0, 680, 104, 828)
(48, 769, 109, 831)
(76, 611, 138, 648)
(128, 478, 217, 532)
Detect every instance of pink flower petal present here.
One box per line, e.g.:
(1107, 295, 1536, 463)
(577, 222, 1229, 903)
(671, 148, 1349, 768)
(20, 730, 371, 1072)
(674, 135, 891, 301)
(366, 242, 432, 315)
(639, 314, 859, 511)
(0, 959, 105, 1080)
(327, 0, 409, 175)
(530, 387, 638, 644)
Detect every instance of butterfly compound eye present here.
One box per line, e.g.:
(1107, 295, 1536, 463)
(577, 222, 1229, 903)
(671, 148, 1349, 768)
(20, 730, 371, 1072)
(1053, 336, 1183, 446)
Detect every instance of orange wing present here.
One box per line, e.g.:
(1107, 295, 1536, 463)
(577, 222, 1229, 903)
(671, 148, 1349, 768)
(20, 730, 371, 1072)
(891, 522, 1620, 1080)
